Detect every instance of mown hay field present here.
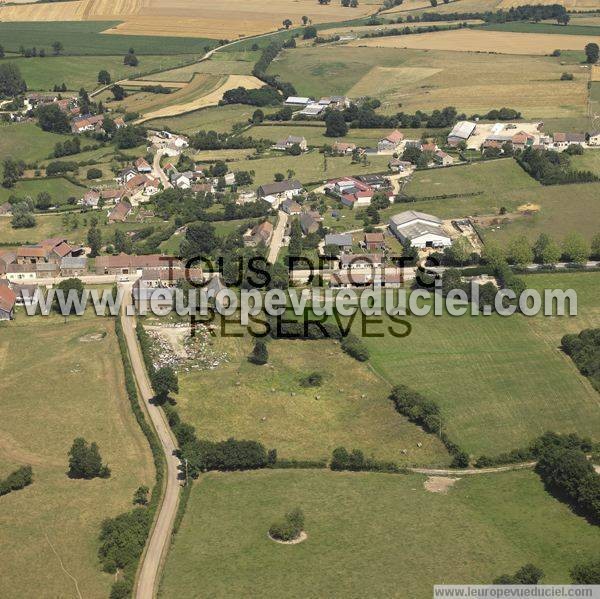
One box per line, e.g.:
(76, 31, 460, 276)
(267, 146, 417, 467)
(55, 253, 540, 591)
(161, 469, 600, 598)
(269, 46, 588, 117)
(130, 74, 263, 121)
(171, 331, 448, 465)
(0, 316, 154, 598)
(316, 19, 483, 38)
(499, 0, 599, 7)
(348, 28, 600, 54)
(382, 0, 501, 15)
(0, 0, 379, 39)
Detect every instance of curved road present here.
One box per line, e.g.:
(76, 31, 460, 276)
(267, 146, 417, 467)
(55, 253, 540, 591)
(119, 285, 181, 599)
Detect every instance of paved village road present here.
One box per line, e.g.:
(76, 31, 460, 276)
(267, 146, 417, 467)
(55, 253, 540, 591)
(120, 286, 181, 599)
(267, 210, 288, 265)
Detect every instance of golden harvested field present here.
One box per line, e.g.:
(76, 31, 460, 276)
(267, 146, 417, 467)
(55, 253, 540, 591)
(0, 0, 379, 39)
(382, 0, 500, 15)
(499, 0, 599, 7)
(134, 74, 263, 122)
(348, 65, 442, 98)
(146, 54, 257, 81)
(349, 29, 600, 55)
(592, 66, 600, 82)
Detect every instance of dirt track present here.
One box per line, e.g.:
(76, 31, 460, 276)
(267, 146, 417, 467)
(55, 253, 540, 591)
(119, 287, 181, 599)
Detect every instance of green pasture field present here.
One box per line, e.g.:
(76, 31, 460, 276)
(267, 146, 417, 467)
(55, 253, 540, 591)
(359, 272, 600, 456)
(0, 22, 218, 55)
(209, 151, 392, 186)
(2, 54, 200, 91)
(146, 104, 272, 135)
(169, 330, 448, 465)
(160, 468, 600, 598)
(478, 21, 600, 36)
(0, 316, 154, 598)
(267, 46, 588, 118)
(0, 122, 70, 165)
(0, 177, 85, 205)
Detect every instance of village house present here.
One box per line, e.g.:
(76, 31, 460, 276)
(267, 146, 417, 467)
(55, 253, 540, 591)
(300, 211, 322, 235)
(389, 210, 452, 249)
(108, 200, 133, 223)
(553, 132, 586, 149)
(421, 141, 438, 154)
(4, 263, 39, 283)
(172, 172, 192, 189)
(332, 142, 357, 156)
(587, 131, 600, 146)
(257, 180, 303, 207)
(388, 158, 412, 173)
(326, 177, 374, 209)
(71, 114, 104, 134)
(15, 237, 75, 265)
(60, 256, 88, 277)
(81, 190, 100, 208)
(272, 135, 308, 152)
(118, 167, 138, 184)
(324, 233, 353, 252)
(95, 253, 179, 275)
(0, 251, 16, 275)
(339, 253, 383, 270)
(243, 221, 274, 247)
(364, 231, 385, 251)
(280, 198, 302, 215)
(433, 150, 454, 167)
(135, 157, 153, 174)
(0, 284, 17, 320)
(377, 130, 404, 153)
(511, 131, 535, 150)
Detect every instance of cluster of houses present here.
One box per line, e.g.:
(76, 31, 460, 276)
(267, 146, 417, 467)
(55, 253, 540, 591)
(284, 95, 351, 118)
(324, 174, 393, 208)
(448, 120, 599, 153)
(0, 237, 86, 283)
(148, 130, 190, 157)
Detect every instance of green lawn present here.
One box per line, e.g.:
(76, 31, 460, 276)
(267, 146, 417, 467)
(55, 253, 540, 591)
(0, 316, 154, 598)
(247, 124, 416, 148)
(0, 177, 85, 206)
(160, 468, 600, 598)
(479, 21, 600, 36)
(170, 330, 448, 465)
(216, 151, 392, 187)
(359, 272, 600, 456)
(3, 54, 200, 91)
(0, 22, 218, 56)
(0, 122, 70, 165)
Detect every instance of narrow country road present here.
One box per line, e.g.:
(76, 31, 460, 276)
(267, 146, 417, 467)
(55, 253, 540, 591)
(152, 149, 171, 189)
(267, 210, 288, 264)
(409, 462, 537, 476)
(119, 285, 181, 599)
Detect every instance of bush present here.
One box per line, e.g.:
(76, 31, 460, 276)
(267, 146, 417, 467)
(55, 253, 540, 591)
(450, 451, 470, 469)
(269, 507, 305, 541)
(330, 447, 404, 473)
(248, 340, 268, 364)
(0, 465, 33, 496)
(86, 167, 103, 180)
(340, 334, 369, 361)
(299, 371, 323, 387)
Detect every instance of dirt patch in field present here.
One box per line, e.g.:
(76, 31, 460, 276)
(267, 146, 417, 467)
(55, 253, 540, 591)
(424, 476, 460, 494)
(349, 29, 600, 55)
(268, 530, 308, 545)
(518, 202, 540, 213)
(78, 333, 106, 343)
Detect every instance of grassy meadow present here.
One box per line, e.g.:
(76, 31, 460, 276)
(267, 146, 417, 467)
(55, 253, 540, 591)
(0, 177, 85, 205)
(160, 468, 600, 598)
(171, 331, 448, 465)
(359, 272, 600, 456)
(3, 54, 200, 91)
(268, 46, 588, 117)
(0, 316, 154, 598)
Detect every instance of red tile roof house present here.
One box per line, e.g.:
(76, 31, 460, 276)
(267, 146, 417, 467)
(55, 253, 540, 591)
(0, 285, 17, 320)
(135, 157, 153, 174)
(364, 232, 385, 251)
(377, 129, 404, 153)
(243, 221, 274, 247)
(15, 238, 74, 265)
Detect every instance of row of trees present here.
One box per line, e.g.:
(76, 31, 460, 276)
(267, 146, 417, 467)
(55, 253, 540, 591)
(517, 147, 598, 185)
(503, 232, 599, 266)
(561, 328, 600, 392)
